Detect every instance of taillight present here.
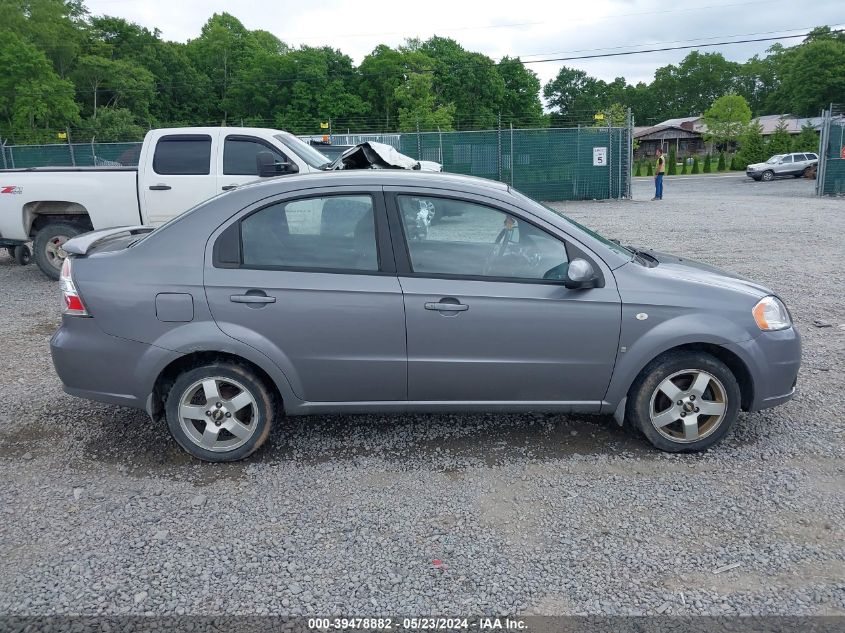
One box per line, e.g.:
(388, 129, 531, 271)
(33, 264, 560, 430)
(60, 258, 89, 317)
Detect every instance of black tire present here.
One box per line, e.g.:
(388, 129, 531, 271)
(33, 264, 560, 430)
(761, 170, 774, 182)
(625, 351, 741, 453)
(165, 362, 275, 462)
(13, 244, 32, 266)
(33, 222, 84, 280)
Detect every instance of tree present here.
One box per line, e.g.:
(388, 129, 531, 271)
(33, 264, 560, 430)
(702, 94, 752, 149)
(793, 123, 819, 153)
(649, 51, 741, 119)
(703, 153, 712, 173)
(543, 66, 608, 125)
(691, 156, 700, 174)
(768, 118, 792, 155)
(418, 37, 504, 129)
(717, 152, 726, 171)
(0, 29, 79, 141)
(497, 56, 544, 127)
(768, 37, 845, 115)
(592, 103, 628, 127)
(667, 147, 677, 175)
(394, 72, 455, 132)
(737, 122, 766, 166)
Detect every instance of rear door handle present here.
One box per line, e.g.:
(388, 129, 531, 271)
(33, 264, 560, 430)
(149, 184, 171, 191)
(425, 301, 468, 311)
(222, 185, 237, 191)
(230, 293, 276, 304)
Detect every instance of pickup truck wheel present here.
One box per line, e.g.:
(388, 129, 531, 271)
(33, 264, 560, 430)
(33, 222, 83, 280)
(13, 244, 32, 266)
(165, 362, 274, 462)
(761, 170, 774, 182)
(626, 351, 741, 452)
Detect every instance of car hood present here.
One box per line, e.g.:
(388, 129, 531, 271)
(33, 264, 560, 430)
(638, 249, 773, 299)
(746, 162, 769, 170)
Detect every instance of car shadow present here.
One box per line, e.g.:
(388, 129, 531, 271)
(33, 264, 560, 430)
(72, 408, 652, 482)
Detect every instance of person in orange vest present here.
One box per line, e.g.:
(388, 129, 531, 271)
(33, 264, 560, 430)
(653, 148, 665, 200)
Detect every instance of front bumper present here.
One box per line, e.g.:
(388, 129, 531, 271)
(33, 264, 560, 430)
(727, 326, 801, 411)
(50, 316, 181, 410)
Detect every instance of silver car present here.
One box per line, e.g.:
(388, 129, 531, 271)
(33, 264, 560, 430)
(51, 171, 801, 461)
(746, 152, 818, 181)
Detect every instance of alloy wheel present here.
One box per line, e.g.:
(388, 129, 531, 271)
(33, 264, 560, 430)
(178, 377, 259, 452)
(45, 235, 69, 270)
(648, 369, 728, 443)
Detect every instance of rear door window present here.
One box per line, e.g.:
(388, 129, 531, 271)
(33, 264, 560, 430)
(152, 135, 212, 175)
(240, 195, 378, 271)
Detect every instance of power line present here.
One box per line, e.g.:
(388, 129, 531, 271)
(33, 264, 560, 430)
(521, 32, 822, 64)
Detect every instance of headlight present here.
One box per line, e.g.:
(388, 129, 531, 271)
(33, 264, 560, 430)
(753, 296, 791, 331)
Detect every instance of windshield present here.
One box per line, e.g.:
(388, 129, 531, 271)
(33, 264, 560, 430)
(509, 189, 635, 258)
(766, 155, 785, 164)
(274, 132, 331, 169)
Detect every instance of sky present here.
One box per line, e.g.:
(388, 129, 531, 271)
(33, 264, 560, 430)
(83, 0, 845, 87)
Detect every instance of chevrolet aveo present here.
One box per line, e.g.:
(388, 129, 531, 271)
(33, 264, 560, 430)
(51, 171, 801, 462)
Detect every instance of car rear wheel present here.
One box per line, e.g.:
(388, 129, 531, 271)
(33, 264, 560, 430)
(33, 222, 84, 280)
(165, 362, 274, 462)
(626, 351, 740, 452)
(761, 170, 774, 182)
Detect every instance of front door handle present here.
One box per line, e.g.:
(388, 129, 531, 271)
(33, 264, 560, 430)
(149, 184, 171, 191)
(425, 301, 468, 312)
(222, 185, 237, 191)
(230, 293, 276, 304)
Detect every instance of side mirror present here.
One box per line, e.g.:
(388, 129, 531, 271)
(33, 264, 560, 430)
(564, 258, 598, 290)
(256, 151, 297, 177)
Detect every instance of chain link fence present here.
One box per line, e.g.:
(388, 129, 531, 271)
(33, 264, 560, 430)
(1, 123, 632, 202)
(0, 141, 141, 169)
(816, 105, 845, 196)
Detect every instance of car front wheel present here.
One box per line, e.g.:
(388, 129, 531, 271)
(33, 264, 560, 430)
(165, 362, 275, 462)
(761, 170, 774, 182)
(626, 351, 740, 452)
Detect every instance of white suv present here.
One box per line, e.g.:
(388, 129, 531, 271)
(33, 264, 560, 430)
(746, 152, 819, 182)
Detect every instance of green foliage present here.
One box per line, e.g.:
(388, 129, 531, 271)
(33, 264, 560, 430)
(76, 106, 146, 141)
(634, 160, 642, 177)
(646, 161, 653, 176)
(667, 148, 677, 175)
(0, 29, 79, 141)
(703, 94, 752, 146)
(737, 122, 767, 166)
(691, 156, 700, 174)
(730, 154, 746, 170)
(702, 153, 711, 173)
(717, 152, 726, 171)
(768, 118, 793, 155)
(395, 73, 455, 132)
(0, 3, 842, 144)
(793, 123, 820, 153)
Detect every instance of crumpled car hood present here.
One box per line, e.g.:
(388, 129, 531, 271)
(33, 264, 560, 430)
(329, 142, 441, 171)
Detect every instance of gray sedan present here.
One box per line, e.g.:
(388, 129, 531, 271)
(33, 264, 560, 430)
(51, 171, 801, 461)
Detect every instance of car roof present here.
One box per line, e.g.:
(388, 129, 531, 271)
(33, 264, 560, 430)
(234, 169, 512, 194)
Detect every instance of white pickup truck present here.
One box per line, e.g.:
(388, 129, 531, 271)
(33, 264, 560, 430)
(1, 127, 436, 279)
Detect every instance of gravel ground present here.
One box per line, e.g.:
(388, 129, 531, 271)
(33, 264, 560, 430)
(0, 175, 843, 617)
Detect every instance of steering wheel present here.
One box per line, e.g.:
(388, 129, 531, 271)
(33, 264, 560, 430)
(483, 230, 540, 277)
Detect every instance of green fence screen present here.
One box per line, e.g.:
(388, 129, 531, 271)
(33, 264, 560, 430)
(2, 127, 631, 202)
(818, 121, 845, 196)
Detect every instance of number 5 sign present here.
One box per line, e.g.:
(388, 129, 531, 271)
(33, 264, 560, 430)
(593, 147, 608, 166)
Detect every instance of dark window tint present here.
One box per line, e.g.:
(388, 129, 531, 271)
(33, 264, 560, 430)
(241, 195, 377, 271)
(781, 155, 793, 164)
(224, 137, 287, 175)
(153, 135, 211, 175)
(397, 195, 568, 280)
